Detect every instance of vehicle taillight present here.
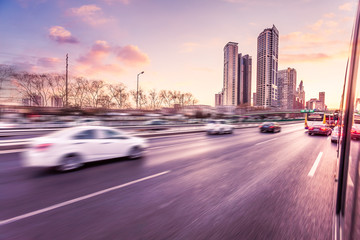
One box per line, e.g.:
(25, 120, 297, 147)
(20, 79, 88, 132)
(356, 130, 360, 134)
(351, 129, 355, 133)
(309, 127, 314, 130)
(269, 126, 274, 128)
(35, 143, 53, 151)
(320, 127, 327, 131)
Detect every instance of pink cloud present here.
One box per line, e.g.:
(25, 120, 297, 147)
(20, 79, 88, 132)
(116, 45, 150, 67)
(67, 4, 112, 26)
(48, 26, 79, 44)
(78, 40, 111, 64)
(76, 41, 149, 77)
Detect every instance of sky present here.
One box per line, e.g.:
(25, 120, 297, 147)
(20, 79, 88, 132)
(0, 0, 357, 108)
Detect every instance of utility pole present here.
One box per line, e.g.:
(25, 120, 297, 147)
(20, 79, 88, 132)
(65, 53, 68, 108)
(136, 71, 144, 109)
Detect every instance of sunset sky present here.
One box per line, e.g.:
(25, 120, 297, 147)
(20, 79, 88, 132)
(0, 0, 357, 108)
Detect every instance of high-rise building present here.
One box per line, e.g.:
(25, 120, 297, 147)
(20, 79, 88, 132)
(239, 54, 252, 105)
(253, 93, 257, 106)
(223, 42, 239, 105)
(256, 25, 279, 108)
(277, 68, 297, 109)
(220, 42, 252, 106)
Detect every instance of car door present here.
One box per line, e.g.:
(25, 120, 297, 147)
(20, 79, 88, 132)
(69, 129, 102, 162)
(99, 129, 134, 158)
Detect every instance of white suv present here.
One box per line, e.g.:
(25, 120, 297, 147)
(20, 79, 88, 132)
(206, 120, 234, 135)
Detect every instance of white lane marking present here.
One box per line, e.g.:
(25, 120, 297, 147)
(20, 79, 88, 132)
(0, 170, 170, 226)
(0, 149, 25, 155)
(348, 157, 354, 187)
(327, 136, 330, 140)
(308, 152, 323, 177)
(254, 138, 278, 146)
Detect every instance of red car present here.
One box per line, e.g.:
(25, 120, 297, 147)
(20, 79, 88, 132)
(351, 126, 360, 140)
(308, 124, 332, 136)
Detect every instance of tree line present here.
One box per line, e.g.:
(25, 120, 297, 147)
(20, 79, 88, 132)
(1, 66, 198, 110)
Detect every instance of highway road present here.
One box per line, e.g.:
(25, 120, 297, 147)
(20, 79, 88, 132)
(0, 123, 338, 239)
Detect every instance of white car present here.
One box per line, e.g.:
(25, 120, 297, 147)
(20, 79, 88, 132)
(74, 118, 102, 126)
(206, 120, 234, 134)
(23, 126, 148, 172)
(331, 126, 340, 143)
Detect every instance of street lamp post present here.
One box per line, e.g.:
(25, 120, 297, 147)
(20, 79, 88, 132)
(136, 71, 144, 109)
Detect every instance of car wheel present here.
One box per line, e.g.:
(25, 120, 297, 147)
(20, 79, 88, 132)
(229, 128, 233, 134)
(57, 154, 83, 172)
(308, 132, 312, 136)
(129, 146, 143, 159)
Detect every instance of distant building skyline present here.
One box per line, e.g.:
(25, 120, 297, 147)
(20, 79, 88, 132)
(306, 92, 326, 111)
(296, 80, 306, 109)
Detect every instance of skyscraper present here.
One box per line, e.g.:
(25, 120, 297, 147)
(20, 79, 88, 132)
(239, 54, 252, 105)
(223, 42, 239, 105)
(256, 25, 279, 107)
(220, 42, 252, 106)
(277, 68, 297, 109)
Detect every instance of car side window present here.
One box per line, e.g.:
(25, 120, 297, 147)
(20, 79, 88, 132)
(103, 130, 119, 138)
(73, 130, 96, 139)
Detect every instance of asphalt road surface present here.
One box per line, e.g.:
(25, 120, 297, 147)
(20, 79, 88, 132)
(0, 123, 339, 240)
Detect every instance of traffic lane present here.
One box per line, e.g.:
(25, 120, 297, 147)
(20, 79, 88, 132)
(227, 132, 336, 239)
(2, 124, 335, 239)
(0, 125, 306, 220)
(1, 126, 329, 239)
(146, 122, 304, 150)
(143, 125, 306, 167)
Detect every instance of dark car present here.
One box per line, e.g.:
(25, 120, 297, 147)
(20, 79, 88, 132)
(259, 122, 281, 133)
(308, 124, 332, 136)
(351, 126, 360, 140)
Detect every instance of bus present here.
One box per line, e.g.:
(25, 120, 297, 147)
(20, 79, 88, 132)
(304, 112, 336, 129)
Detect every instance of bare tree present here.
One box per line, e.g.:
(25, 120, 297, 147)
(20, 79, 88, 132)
(159, 90, 172, 107)
(0, 65, 14, 91)
(183, 92, 197, 106)
(108, 83, 130, 109)
(88, 80, 105, 108)
(48, 74, 66, 106)
(148, 89, 162, 109)
(131, 88, 148, 109)
(70, 77, 90, 108)
(12, 72, 49, 106)
(98, 94, 113, 109)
